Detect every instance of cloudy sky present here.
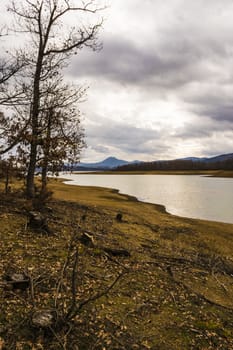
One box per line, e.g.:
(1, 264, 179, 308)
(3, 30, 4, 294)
(2, 0, 233, 162)
(66, 0, 233, 162)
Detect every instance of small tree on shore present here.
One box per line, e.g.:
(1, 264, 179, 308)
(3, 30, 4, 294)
(37, 78, 86, 194)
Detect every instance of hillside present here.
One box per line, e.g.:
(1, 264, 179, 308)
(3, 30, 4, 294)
(181, 153, 233, 163)
(115, 153, 233, 172)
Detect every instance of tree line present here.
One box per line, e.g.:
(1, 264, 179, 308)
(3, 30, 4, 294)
(0, 0, 104, 199)
(115, 158, 233, 172)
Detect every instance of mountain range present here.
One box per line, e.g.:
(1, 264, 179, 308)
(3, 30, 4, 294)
(181, 153, 233, 163)
(73, 153, 233, 170)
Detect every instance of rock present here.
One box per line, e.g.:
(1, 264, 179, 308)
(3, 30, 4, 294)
(32, 309, 55, 328)
(79, 232, 94, 247)
(104, 247, 131, 257)
(5, 272, 30, 290)
(116, 213, 123, 222)
(28, 211, 50, 233)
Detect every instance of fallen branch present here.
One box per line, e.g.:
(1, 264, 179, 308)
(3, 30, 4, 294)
(103, 247, 131, 257)
(65, 248, 79, 320)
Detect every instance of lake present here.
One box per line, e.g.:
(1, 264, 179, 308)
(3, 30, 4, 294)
(60, 173, 233, 224)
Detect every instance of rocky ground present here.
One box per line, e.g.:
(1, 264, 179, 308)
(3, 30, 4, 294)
(0, 179, 233, 349)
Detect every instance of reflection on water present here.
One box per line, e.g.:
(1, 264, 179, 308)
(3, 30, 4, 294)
(61, 174, 233, 224)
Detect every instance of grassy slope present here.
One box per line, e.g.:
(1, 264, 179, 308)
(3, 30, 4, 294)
(51, 179, 233, 348)
(1, 178, 233, 349)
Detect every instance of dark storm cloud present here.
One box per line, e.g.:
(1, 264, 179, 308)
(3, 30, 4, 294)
(198, 104, 233, 124)
(174, 117, 232, 140)
(174, 126, 212, 140)
(68, 36, 211, 89)
(185, 91, 233, 124)
(85, 116, 170, 157)
(69, 24, 233, 92)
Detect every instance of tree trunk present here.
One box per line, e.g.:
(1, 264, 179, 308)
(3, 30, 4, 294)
(41, 110, 52, 195)
(26, 140, 37, 198)
(41, 164, 47, 194)
(26, 45, 43, 198)
(5, 167, 9, 194)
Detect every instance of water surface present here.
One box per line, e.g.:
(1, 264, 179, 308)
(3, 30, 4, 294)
(61, 174, 233, 224)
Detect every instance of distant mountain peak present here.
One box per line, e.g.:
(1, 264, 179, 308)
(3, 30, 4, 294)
(104, 156, 118, 161)
(78, 157, 140, 169)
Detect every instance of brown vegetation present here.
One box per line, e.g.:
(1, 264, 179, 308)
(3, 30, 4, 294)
(0, 178, 233, 349)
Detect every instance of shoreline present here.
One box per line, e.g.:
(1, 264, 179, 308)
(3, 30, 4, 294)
(56, 175, 233, 225)
(49, 177, 233, 257)
(61, 177, 169, 214)
(72, 169, 233, 177)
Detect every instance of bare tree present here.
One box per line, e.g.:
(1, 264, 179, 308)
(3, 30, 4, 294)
(8, 0, 104, 198)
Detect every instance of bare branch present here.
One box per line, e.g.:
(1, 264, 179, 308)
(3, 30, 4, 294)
(65, 272, 125, 321)
(65, 248, 79, 319)
(44, 22, 102, 55)
(54, 230, 77, 308)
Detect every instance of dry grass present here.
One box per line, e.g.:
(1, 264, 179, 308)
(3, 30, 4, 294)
(0, 177, 233, 349)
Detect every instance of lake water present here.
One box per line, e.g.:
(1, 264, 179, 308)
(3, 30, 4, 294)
(60, 173, 233, 224)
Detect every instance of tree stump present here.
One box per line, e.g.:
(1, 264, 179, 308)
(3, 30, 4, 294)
(79, 232, 95, 247)
(28, 211, 50, 233)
